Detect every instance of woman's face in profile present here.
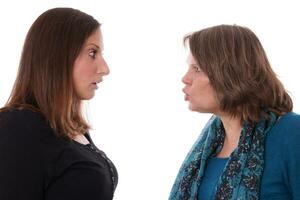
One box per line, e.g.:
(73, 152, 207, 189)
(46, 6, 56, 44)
(182, 53, 219, 113)
(73, 28, 109, 100)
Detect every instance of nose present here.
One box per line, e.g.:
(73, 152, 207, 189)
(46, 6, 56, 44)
(97, 57, 110, 76)
(182, 71, 191, 85)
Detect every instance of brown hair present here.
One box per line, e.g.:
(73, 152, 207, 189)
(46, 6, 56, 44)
(1, 7, 100, 138)
(184, 24, 293, 122)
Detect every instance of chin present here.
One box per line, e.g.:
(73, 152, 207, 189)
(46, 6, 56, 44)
(188, 104, 198, 112)
(79, 93, 95, 100)
(188, 103, 213, 113)
(86, 94, 95, 100)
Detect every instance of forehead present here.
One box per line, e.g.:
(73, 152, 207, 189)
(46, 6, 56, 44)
(84, 28, 103, 49)
(187, 53, 198, 64)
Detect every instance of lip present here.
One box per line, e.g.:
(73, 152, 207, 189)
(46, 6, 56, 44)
(94, 79, 102, 84)
(182, 88, 189, 101)
(91, 83, 98, 89)
(184, 94, 189, 101)
(91, 79, 102, 88)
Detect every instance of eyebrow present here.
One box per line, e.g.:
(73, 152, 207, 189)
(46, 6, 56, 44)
(186, 59, 196, 65)
(86, 43, 102, 50)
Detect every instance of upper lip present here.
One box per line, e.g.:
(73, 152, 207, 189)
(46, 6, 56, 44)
(94, 79, 102, 84)
(182, 88, 188, 95)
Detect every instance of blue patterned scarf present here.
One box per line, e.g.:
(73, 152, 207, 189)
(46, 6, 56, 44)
(169, 112, 277, 200)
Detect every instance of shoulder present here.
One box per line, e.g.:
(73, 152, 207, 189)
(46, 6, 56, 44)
(0, 107, 70, 158)
(0, 108, 51, 189)
(0, 107, 60, 150)
(0, 108, 84, 180)
(265, 112, 300, 198)
(0, 107, 49, 141)
(277, 111, 300, 147)
(266, 112, 300, 160)
(265, 112, 300, 161)
(268, 112, 300, 142)
(0, 107, 47, 132)
(0, 108, 71, 161)
(276, 112, 300, 128)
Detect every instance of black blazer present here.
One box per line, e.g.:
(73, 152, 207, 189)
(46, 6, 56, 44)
(0, 108, 118, 200)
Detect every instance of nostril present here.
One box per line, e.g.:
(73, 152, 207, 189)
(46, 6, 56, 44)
(182, 77, 188, 84)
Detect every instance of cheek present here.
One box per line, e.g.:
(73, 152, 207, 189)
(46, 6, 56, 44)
(78, 65, 93, 76)
(191, 79, 217, 103)
(190, 78, 210, 95)
(74, 63, 95, 83)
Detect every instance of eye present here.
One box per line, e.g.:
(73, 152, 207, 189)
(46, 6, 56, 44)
(192, 64, 202, 72)
(88, 49, 97, 59)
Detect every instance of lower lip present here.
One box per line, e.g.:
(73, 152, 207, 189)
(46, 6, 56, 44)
(184, 95, 189, 101)
(92, 83, 98, 89)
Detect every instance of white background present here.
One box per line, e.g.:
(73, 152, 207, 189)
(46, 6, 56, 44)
(1, 1, 299, 199)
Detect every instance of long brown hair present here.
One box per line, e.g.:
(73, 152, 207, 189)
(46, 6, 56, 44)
(184, 25, 293, 122)
(1, 8, 100, 138)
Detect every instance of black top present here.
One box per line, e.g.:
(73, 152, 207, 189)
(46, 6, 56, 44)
(0, 108, 118, 200)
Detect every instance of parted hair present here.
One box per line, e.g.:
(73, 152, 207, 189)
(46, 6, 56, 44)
(184, 24, 293, 122)
(1, 7, 100, 138)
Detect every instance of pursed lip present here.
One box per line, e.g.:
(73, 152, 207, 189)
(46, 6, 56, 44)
(182, 88, 190, 100)
(182, 88, 189, 95)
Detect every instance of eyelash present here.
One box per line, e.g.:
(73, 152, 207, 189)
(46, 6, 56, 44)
(88, 49, 97, 59)
(192, 65, 202, 72)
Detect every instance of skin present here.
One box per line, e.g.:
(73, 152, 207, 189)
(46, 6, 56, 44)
(182, 53, 219, 113)
(73, 27, 109, 100)
(72, 27, 109, 144)
(182, 53, 242, 157)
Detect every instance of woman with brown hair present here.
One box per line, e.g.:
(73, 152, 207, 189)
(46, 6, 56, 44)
(0, 8, 117, 200)
(169, 25, 300, 199)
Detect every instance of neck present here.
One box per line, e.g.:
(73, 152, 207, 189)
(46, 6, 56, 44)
(217, 113, 242, 157)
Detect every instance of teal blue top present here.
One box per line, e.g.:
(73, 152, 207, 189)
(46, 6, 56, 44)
(198, 112, 300, 200)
